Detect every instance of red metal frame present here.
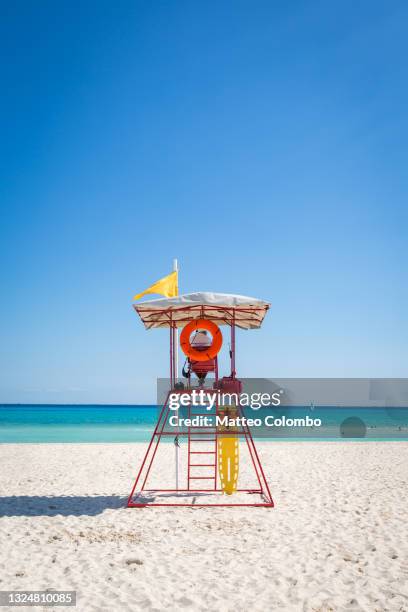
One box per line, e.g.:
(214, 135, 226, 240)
(127, 306, 274, 508)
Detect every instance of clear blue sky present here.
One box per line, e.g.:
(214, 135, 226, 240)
(1, 1, 407, 404)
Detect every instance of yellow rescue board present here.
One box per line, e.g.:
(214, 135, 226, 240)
(218, 435, 239, 495)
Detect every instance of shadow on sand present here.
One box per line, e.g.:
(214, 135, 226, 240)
(0, 495, 128, 517)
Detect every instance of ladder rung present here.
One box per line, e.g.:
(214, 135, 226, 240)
(189, 464, 215, 467)
(189, 438, 216, 442)
(189, 476, 216, 480)
(190, 451, 216, 454)
(189, 433, 216, 437)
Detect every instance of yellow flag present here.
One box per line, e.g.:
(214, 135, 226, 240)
(133, 270, 178, 300)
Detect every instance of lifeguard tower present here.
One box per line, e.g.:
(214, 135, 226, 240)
(127, 292, 274, 507)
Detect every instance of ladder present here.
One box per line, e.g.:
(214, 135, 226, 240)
(187, 402, 217, 491)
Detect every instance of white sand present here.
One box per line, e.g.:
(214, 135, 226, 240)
(1, 442, 408, 611)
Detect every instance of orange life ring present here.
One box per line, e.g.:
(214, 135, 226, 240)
(180, 319, 223, 362)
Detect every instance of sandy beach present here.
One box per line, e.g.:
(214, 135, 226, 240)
(1, 442, 408, 611)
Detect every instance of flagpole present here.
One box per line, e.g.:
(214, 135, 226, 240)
(173, 258, 179, 491)
(173, 258, 179, 381)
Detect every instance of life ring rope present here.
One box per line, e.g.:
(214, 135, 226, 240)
(179, 319, 223, 362)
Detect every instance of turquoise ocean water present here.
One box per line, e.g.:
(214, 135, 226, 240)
(1, 405, 408, 443)
(0, 405, 158, 443)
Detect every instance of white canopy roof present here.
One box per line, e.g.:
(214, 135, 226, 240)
(133, 292, 270, 330)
